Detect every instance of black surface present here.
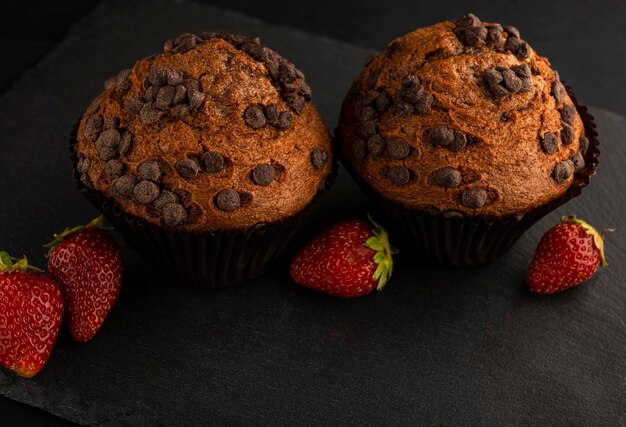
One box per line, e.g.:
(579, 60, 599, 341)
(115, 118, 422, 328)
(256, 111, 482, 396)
(1, 0, 625, 425)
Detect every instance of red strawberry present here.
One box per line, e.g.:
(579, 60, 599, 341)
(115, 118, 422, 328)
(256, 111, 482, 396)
(0, 252, 64, 378)
(529, 216, 614, 294)
(46, 216, 122, 342)
(290, 217, 396, 298)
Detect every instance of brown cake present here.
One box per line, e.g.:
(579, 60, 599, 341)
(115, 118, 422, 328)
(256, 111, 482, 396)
(337, 14, 588, 218)
(75, 32, 332, 232)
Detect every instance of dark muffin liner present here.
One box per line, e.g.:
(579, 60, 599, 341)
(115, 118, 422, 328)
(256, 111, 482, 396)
(337, 85, 599, 265)
(70, 121, 338, 288)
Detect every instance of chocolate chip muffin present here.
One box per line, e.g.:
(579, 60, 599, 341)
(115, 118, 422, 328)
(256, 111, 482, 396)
(337, 14, 598, 264)
(72, 32, 334, 287)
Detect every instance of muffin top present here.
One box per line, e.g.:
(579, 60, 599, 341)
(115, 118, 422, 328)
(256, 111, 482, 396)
(337, 14, 588, 218)
(76, 32, 332, 232)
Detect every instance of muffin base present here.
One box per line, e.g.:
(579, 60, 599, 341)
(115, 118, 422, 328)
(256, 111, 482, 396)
(70, 121, 338, 288)
(337, 85, 599, 265)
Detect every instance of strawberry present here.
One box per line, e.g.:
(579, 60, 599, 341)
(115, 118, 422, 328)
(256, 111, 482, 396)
(0, 252, 64, 378)
(290, 217, 396, 298)
(46, 216, 122, 342)
(528, 216, 614, 294)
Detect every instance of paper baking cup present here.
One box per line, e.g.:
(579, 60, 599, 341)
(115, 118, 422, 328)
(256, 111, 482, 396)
(70, 122, 337, 288)
(337, 85, 599, 265)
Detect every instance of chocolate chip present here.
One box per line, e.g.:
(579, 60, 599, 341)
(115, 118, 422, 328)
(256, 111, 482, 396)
(173, 33, 198, 53)
(134, 180, 160, 204)
(170, 104, 190, 117)
(163, 39, 174, 53)
(505, 36, 522, 53)
(579, 136, 589, 155)
(244, 43, 269, 62)
(401, 85, 424, 104)
(163, 203, 187, 226)
(414, 93, 433, 114)
(389, 138, 411, 159)
(461, 188, 487, 208)
(153, 190, 180, 212)
(104, 76, 116, 90)
(520, 78, 534, 93)
(252, 164, 276, 186)
(138, 159, 163, 182)
(504, 25, 520, 38)
(111, 175, 137, 198)
(487, 27, 505, 49)
(115, 69, 132, 96)
(375, 92, 390, 112)
(552, 160, 573, 183)
(357, 105, 376, 122)
(277, 111, 293, 130)
(489, 84, 510, 99)
(484, 69, 503, 86)
(201, 151, 224, 173)
(264, 104, 279, 125)
(571, 152, 585, 173)
(175, 158, 200, 179)
(428, 125, 454, 148)
(173, 85, 187, 105)
(449, 131, 467, 152)
(148, 67, 168, 86)
(311, 149, 328, 170)
(77, 157, 92, 175)
(367, 135, 386, 156)
(118, 132, 133, 157)
(84, 115, 103, 142)
(124, 97, 144, 115)
(80, 173, 93, 189)
(353, 139, 367, 160)
(561, 123, 575, 145)
(361, 120, 377, 136)
(560, 104, 577, 126)
(183, 79, 200, 93)
(442, 210, 464, 219)
(541, 132, 558, 154)
(463, 26, 488, 47)
(105, 160, 125, 180)
(215, 189, 241, 212)
(140, 103, 163, 124)
(244, 105, 266, 129)
(512, 64, 531, 78)
(516, 42, 530, 59)
(155, 86, 175, 110)
(98, 146, 115, 161)
(455, 13, 481, 28)
(391, 101, 414, 116)
(363, 90, 379, 106)
(188, 89, 205, 111)
(387, 166, 410, 185)
(104, 117, 120, 131)
(286, 95, 305, 114)
(402, 75, 421, 88)
(166, 69, 183, 86)
(552, 79, 566, 103)
(97, 128, 120, 148)
(434, 167, 462, 188)
(502, 69, 523, 92)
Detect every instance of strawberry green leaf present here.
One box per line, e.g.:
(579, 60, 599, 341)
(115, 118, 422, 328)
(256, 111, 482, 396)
(0, 251, 43, 273)
(561, 215, 614, 266)
(44, 215, 107, 257)
(366, 215, 397, 291)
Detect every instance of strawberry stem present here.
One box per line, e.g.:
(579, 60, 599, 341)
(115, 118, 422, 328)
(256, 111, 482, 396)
(0, 251, 43, 273)
(365, 215, 397, 291)
(561, 215, 614, 267)
(44, 215, 107, 257)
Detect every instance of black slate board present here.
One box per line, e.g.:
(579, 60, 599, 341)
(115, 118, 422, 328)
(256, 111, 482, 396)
(1, 0, 625, 425)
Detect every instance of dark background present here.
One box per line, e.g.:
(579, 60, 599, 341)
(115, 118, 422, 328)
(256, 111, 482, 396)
(1, 0, 624, 424)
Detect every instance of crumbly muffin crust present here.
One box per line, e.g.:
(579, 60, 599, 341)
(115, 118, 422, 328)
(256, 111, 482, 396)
(76, 32, 332, 231)
(337, 14, 587, 218)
